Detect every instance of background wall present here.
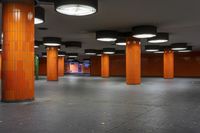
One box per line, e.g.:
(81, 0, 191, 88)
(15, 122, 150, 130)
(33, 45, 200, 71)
(90, 52, 200, 77)
(90, 56, 101, 76)
(174, 52, 200, 77)
(39, 52, 200, 77)
(141, 54, 163, 77)
(39, 57, 47, 76)
(109, 55, 126, 76)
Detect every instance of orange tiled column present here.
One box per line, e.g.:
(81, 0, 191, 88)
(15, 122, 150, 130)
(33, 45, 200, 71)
(47, 47, 58, 81)
(164, 50, 174, 79)
(101, 54, 110, 78)
(1, 1, 35, 102)
(126, 39, 141, 85)
(0, 53, 2, 79)
(58, 56, 65, 76)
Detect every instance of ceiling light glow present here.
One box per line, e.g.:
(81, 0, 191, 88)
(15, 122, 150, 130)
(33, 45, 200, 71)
(55, 0, 98, 16)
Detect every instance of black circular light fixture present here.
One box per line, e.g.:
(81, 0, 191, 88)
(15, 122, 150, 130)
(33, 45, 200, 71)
(85, 49, 97, 55)
(43, 37, 62, 47)
(154, 46, 165, 54)
(132, 25, 157, 39)
(115, 32, 131, 46)
(57, 46, 61, 51)
(178, 46, 192, 53)
(0, 45, 2, 52)
(54, 0, 98, 16)
(35, 6, 45, 25)
(64, 41, 82, 48)
(148, 33, 169, 43)
(67, 53, 78, 58)
(42, 52, 47, 58)
(145, 45, 160, 52)
(115, 37, 126, 46)
(35, 41, 42, 48)
(96, 50, 103, 56)
(171, 43, 187, 51)
(115, 50, 125, 55)
(67, 57, 76, 61)
(58, 51, 66, 56)
(103, 48, 115, 55)
(96, 31, 118, 42)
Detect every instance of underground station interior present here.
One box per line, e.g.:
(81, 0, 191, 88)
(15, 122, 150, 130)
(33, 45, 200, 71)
(0, 0, 200, 133)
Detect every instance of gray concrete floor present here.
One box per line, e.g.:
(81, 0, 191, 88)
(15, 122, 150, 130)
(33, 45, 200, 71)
(0, 76, 200, 133)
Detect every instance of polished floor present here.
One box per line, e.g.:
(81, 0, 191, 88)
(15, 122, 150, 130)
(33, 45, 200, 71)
(0, 76, 200, 133)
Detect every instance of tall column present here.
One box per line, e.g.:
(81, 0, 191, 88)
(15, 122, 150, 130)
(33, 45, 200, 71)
(58, 56, 65, 76)
(2, 1, 35, 102)
(163, 50, 174, 79)
(126, 38, 141, 85)
(0, 53, 2, 80)
(101, 54, 109, 78)
(47, 47, 58, 81)
(35, 55, 39, 80)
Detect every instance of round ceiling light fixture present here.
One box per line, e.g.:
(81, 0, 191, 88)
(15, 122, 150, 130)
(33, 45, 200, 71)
(96, 31, 118, 42)
(115, 50, 125, 55)
(171, 43, 187, 51)
(35, 41, 42, 48)
(67, 53, 78, 58)
(58, 51, 66, 57)
(0, 45, 2, 52)
(148, 33, 169, 43)
(103, 48, 115, 55)
(85, 49, 97, 55)
(96, 50, 103, 56)
(43, 37, 62, 47)
(42, 52, 47, 58)
(54, 0, 98, 16)
(67, 58, 75, 61)
(115, 38, 126, 46)
(178, 46, 192, 53)
(132, 25, 157, 39)
(35, 6, 45, 25)
(115, 32, 131, 46)
(145, 45, 160, 52)
(64, 41, 82, 48)
(154, 46, 165, 54)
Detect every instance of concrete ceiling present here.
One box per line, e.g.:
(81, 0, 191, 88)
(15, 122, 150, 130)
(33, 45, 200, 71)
(1, 0, 200, 57)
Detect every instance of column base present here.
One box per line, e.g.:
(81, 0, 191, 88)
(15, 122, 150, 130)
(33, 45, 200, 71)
(126, 82, 141, 85)
(47, 80, 58, 81)
(164, 77, 174, 79)
(1, 98, 34, 103)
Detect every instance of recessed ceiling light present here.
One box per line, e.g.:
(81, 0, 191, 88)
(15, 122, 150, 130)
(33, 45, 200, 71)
(55, 0, 98, 16)
(103, 48, 115, 54)
(171, 43, 187, 51)
(145, 45, 160, 52)
(96, 31, 118, 42)
(178, 46, 192, 53)
(35, 6, 45, 25)
(85, 49, 97, 55)
(148, 33, 169, 43)
(43, 37, 62, 47)
(132, 25, 157, 39)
